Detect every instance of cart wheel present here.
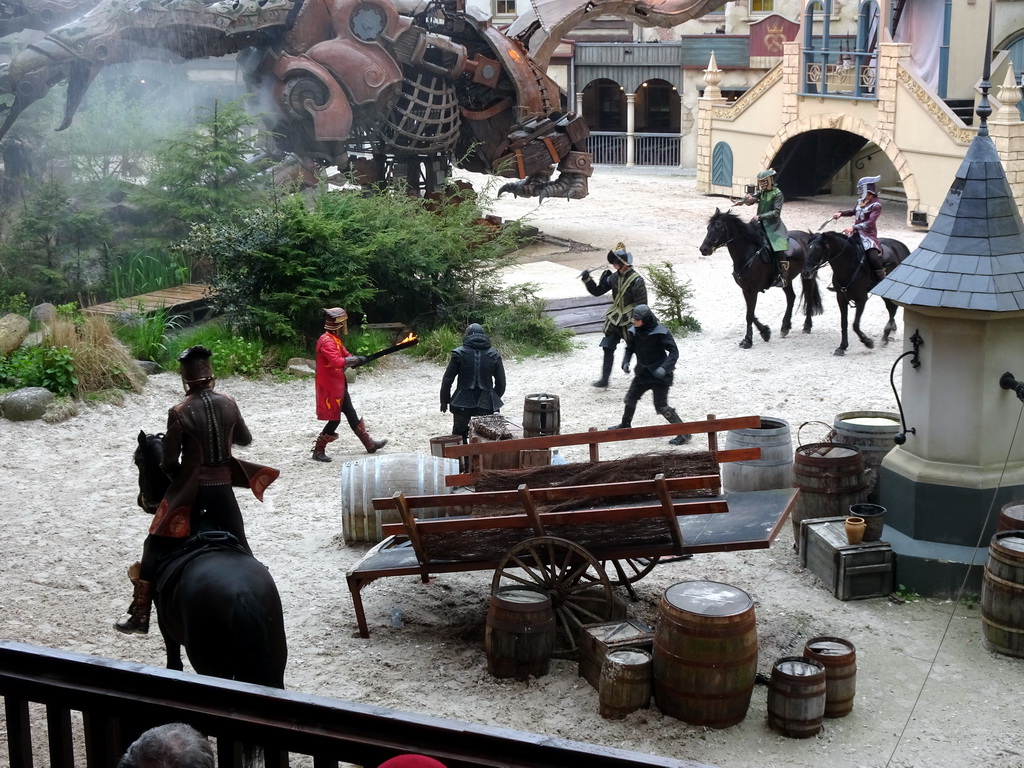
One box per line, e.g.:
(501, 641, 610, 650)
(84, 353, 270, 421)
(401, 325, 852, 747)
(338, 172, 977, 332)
(492, 536, 614, 659)
(602, 557, 658, 587)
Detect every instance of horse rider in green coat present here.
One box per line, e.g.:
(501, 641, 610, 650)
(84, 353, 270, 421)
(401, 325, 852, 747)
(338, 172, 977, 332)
(738, 168, 790, 289)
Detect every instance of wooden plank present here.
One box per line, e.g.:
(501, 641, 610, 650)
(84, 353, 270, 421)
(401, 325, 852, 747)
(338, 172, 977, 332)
(373, 474, 722, 511)
(83, 284, 216, 316)
(443, 415, 761, 457)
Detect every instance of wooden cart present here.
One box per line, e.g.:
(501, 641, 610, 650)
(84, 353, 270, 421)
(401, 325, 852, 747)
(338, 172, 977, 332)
(345, 415, 796, 653)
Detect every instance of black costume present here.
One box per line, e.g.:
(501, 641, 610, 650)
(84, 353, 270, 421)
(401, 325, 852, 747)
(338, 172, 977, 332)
(582, 246, 648, 387)
(613, 305, 690, 445)
(440, 323, 507, 441)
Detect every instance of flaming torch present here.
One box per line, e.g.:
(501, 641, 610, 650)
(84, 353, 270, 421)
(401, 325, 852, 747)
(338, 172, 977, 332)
(363, 331, 419, 363)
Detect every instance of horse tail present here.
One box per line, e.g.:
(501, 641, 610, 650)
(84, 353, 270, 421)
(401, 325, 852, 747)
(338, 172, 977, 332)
(799, 273, 825, 317)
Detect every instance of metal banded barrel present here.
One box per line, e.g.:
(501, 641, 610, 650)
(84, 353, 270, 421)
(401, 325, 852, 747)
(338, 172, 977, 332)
(485, 587, 555, 679)
(652, 581, 757, 728)
(832, 411, 900, 503)
(767, 656, 827, 738)
(981, 532, 1024, 658)
(997, 501, 1024, 533)
(721, 417, 793, 493)
(598, 649, 652, 719)
(803, 636, 856, 717)
(791, 442, 868, 552)
(523, 393, 561, 438)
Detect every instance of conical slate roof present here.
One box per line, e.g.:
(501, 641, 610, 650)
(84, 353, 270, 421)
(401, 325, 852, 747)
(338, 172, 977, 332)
(873, 133, 1024, 311)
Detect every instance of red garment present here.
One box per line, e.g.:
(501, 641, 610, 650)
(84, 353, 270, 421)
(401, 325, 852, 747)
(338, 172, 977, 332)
(315, 331, 352, 420)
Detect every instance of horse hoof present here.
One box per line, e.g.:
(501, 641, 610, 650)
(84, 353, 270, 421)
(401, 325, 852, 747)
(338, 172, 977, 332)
(833, 348, 846, 357)
(863, 339, 875, 350)
(780, 329, 790, 338)
(802, 327, 812, 335)
(760, 329, 771, 342)
(739, 339, 753, 349)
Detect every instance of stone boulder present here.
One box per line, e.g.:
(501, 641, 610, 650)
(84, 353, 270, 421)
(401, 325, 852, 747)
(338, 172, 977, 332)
(0, 313, 30, 357)
(2, 387, 55, 421)
(30, 303, 56, 324)
(287, 357, 316, 378)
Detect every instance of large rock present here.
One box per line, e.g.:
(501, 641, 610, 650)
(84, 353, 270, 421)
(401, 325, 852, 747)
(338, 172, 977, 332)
(30, 303, 56, 324)
(0, 313, 30, 357)
(2, 387, 55, 421)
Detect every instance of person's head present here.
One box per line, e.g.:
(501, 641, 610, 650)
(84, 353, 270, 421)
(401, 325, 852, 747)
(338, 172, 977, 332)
(465, 322, 484, 338)
(631, 303, 656, 331)
(607, 242, 633, 271)
(857, 175, 881, 204)
(118, 723, 214, 768)
(323, 307, 348, 336)
(378, 756, 448, 768)
(756, 168, 776, 192)
(178, 346, 214, 394)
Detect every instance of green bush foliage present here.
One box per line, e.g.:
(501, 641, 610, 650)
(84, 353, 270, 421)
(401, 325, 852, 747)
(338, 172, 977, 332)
(112, 306, 184, 364)
(642, 261, 702, 336)
(0, 345, 79, 395)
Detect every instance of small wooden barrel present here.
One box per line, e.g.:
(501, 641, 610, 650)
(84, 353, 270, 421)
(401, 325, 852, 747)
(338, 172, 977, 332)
(721, 417, 793, 493)
(485, 588, 555, 679)
(832, 411, 900, 502)
(791, 443, 868, 552)
(523, 393, 560, 438)
(997, 501, 1024, 532)
(598, 649, 652, 719)
(803, 636, 856, 717)
(652, 581, 758, 728)
(767, 656, 826, 738)
(981, 532, 1024, 658)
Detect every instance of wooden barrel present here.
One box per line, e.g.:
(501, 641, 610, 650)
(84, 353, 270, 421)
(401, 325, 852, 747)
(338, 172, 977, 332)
(598, 649, 652, 719)
(429, 434, 462, 458)
(803, 636, 856, 718)
(832, 411, 900, 503)
(523, 393, 560, 438)
(721, 417, 793, 493)
(652, 581, 758, 728)
(341, 453, 459, 543)
(767, 656, 826, 738)
(981, 531, 1024, 658)
(485, 588, 555, 679)
(997, 501, 1024, 532)
(791, 443, 868, 552)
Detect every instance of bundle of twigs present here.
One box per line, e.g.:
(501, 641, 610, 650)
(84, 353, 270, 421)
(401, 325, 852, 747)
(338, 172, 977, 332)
(472, 451, 719, 515)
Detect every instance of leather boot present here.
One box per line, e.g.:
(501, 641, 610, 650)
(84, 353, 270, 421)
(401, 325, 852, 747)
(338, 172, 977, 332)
(773, 260, 790, 289)
(311, 432, 338, 462)
(354, 420, 387, 454)
(593, 348, 614, 387)
(609, 404, 636, 430)
(662, 407, 692, 445)
(115, 578, 153, 635)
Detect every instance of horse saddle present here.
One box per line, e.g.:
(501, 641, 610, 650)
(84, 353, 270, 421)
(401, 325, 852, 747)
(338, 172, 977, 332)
(155, 530, 249, 593)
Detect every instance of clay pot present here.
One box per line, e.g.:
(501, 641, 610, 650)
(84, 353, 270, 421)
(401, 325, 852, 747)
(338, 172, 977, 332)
(845, 516, 866, 545)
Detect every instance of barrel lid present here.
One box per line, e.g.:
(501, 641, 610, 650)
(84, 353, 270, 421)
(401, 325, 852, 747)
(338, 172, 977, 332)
(663, 580, 753, 616)
(796, 443, 860, 458)
(494, 588, 550, 604)
(776, 658, 823, 676)
(806, 638, 855, 656)
(606, 649, 652, 665)
(993, 532, 1024, 554)
(834, 411, 900, 427)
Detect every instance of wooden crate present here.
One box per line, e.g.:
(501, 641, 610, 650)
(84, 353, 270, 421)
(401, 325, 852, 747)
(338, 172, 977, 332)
(578, 618, 654, 690)
(800, 517, 893, 601)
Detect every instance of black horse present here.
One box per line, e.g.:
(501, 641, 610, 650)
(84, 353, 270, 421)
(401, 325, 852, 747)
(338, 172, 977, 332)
(699, 209, 824, 349)
(133, 431, 287, 688)
(802, 231, 911, 356)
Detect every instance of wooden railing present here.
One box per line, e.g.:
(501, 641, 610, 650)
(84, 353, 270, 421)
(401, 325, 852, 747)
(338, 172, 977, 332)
(0, 641, 710, 768)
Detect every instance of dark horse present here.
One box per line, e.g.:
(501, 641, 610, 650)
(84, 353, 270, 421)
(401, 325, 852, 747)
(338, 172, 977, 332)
(699, 209, 824, 348)
(802, 231, 911, 357)
(134, 431, 287, 688)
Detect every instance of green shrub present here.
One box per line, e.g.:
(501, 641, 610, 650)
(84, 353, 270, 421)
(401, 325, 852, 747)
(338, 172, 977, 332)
(410, 326, 462, 363)
(642, 261, 701, 336)
(0, 293, 30, 317)
(112, 306, 184, 365)
(209, 337, 264, 378)
(0, 345, 79, 395)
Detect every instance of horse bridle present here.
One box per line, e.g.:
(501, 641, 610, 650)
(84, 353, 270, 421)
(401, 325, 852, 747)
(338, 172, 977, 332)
(810, 235, 864, 296)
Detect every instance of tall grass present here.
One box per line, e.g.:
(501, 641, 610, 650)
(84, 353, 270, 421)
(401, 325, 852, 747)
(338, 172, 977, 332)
(46, 314, 148, 394)
(111, 305, 184, 365)
(110, 249, 193, 299)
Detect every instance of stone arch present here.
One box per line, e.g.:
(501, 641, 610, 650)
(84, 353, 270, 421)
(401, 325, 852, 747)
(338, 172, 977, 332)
(761, 114, 920, 210)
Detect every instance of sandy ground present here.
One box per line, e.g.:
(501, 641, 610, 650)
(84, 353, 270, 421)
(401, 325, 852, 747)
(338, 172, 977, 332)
(3, 167, 1024, 768)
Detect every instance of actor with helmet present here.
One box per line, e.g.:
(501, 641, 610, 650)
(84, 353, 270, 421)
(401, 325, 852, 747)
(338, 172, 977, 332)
(115, 345, 279, 635)
(580, 242, 648, 388)
(738, 168, 790, 288)
(440, 323, 506, 443)
(610, 304, 690, 446)
(832, 175, 886, 282)
(312, 307, 387, 461)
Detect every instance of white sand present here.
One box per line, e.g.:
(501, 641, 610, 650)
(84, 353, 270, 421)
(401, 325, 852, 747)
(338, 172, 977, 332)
(2, 167, 1024, 768)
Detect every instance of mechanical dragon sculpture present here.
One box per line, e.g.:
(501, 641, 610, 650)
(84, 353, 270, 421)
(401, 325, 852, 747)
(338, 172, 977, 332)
(0, 0, 727, 199)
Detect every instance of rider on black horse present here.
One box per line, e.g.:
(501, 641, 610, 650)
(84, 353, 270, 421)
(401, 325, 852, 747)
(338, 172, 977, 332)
(115, 346, 280, 635)
(738, 168, 790, 289)
(832, 175, 887, 283)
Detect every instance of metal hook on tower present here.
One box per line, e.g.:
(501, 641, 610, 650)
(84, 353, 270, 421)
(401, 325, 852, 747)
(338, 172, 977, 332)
(889, 330, 924, 445)
(999, 372, 1024, 402)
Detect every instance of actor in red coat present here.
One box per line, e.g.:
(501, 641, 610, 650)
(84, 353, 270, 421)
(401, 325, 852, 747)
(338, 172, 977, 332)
(312, 307, 387, 461)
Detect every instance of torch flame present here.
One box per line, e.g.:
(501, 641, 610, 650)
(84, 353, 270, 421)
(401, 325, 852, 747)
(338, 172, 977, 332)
(398, 332, 418, 344)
